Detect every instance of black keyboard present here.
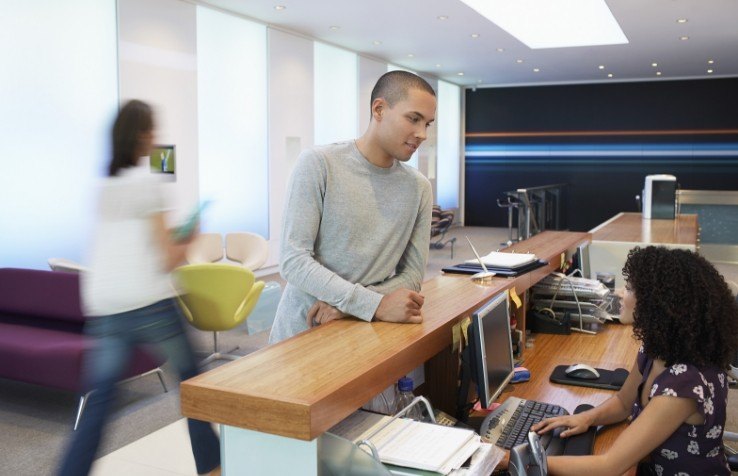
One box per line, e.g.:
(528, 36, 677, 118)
(479, 397, 568, 451)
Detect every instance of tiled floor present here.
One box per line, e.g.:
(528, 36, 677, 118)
(91, 418, 210, 476)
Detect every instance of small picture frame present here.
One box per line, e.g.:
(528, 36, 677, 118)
(149, 145, 176, 181)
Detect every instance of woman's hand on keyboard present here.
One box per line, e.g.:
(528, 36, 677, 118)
(531, 412, 593, 438)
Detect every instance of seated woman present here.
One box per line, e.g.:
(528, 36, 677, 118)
(533, 246, 738, 476)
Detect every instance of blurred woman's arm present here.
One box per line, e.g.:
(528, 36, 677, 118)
(152, 212, 193, 271)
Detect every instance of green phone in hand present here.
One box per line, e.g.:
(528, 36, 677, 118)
(173, 201, 211, 242)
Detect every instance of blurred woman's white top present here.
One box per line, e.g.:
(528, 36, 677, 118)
(82, 165, 175, 316)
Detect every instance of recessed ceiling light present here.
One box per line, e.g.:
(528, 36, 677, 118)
(329, 26, 340, 30)
(457, 72, 465, 76)
(598, 65, 605, 70)
(533, 68, 540, 72)
(516, 59, 524, 63)
(459, 0, 628, 49)
(274, 5, 286, 10)
(435, 64, 442, 68)
(680, 36, 689, 41)
(372, 40, 382, 46)
(707, 69, 714, 74)
(496, 48, 504, 52)
(656, 71, 662, 76)
(607, 73, 613, 78)
(471, 33, 480, 38)
(407, 53, 414, 58)
(708, 59, 714, 64)
(676, 18, 688, 24)
(437, 15, 448, 20)
(651, 62, 658, 67)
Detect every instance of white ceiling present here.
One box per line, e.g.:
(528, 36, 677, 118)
(201, 0, 738, 88)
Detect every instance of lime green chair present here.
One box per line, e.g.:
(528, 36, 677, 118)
(174, 263, 265, 365)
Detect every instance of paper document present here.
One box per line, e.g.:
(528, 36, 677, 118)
(330, 411, 482, 475)
(448, 443, 505, 476)
(464, 251, 537, 269)
(383, 443, 505, 476)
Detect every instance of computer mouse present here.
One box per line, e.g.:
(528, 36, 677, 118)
(565, 363, 600, 380)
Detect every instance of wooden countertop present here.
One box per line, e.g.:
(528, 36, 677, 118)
(590, 212, 697, 245)
(180, 231, 590, 441)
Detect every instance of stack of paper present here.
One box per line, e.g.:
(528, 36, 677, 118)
(330, 411, 483, 475)
(465, 251, 537, 269)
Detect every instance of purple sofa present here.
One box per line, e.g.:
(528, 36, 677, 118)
(0, 268, 166, 428)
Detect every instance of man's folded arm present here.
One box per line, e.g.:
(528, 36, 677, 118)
(280, 151, 382, 321)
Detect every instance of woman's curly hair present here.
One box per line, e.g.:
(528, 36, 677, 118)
(623, 246, 738, 368)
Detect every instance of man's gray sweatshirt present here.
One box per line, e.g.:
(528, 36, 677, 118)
(269, 141, 432, 343)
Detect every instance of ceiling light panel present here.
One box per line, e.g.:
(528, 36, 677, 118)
(459, 0, 628, 49)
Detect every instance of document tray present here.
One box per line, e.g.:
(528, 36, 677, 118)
(442, 259, 548, 277)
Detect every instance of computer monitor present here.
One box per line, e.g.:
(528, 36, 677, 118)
(468, 292, 515, 409)
(574, 243, 591, 279)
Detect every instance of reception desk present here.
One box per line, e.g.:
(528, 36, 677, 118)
(180, 231, 594, 474)
(588, 212, 699, 288)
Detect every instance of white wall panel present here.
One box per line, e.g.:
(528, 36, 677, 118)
(118, 0, 198, 222)
(267, 28, 314, 269)
(358, 56, 388, 135)
(197, 7, 268, 237)
(314, 43, 357, 145)
(0, 0, 118, 269)
(437, 80, 461, 209)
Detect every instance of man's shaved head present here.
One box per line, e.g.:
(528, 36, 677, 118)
(370, 71, 436, 109)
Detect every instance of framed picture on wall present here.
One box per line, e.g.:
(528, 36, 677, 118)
(149, 144, 176, 181)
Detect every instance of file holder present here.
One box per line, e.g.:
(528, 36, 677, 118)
(539, 274, 596, 335)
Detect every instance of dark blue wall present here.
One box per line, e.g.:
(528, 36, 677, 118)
(465, 78, 738, 231)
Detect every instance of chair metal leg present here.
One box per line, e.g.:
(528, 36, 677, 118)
(74, 390, 94, 431)
(73, 367, 168, 430)
(155, 368, 168, 393)
(199, 331, 241, 366)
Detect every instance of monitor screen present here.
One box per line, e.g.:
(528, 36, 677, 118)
(469, 292, 515, 409)
(575, 243, 591, 279)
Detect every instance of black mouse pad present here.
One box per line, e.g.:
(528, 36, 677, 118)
(550, 365, 629, 390)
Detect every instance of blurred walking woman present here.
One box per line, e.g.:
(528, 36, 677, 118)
(58, 100, 220, 476)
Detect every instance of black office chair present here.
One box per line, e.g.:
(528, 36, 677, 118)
(430, 205, 456, 257)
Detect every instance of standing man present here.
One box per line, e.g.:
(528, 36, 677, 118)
(269, 71, 436, 343)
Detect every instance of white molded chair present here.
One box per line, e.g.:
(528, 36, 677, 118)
(225, 232, 268, 271)
(186, 233, 224, 264)
(48, 258, 88, 273)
